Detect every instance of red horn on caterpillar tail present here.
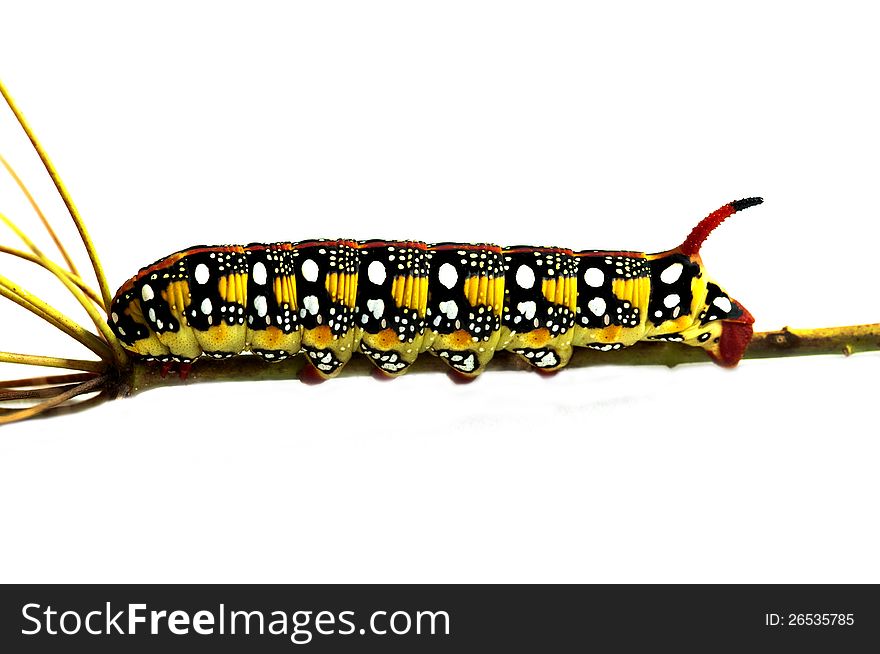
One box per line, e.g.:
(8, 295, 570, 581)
(679, 197, 762, 367)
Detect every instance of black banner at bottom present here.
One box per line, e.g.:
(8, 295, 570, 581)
(1, 584, 876, 651)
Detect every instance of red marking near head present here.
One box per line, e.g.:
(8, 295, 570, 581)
(709, 303, 755, 367)
(679, 197, 763, 257)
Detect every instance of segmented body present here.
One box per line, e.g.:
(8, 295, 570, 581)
(107, 200, 760, 377)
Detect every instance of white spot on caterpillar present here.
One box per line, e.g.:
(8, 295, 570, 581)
(439, 300, 458, 320)
(438, 263, 458, 289)
(660, 263, 683, 284)
(111, 312, 119, 323)
(713, 296, 732, 312)
(252, 261, 267, 285)
(590, 343, 622, 352)
(368, 260, 386, 285)
(516, 264, 535, 289)
(201, 298, 212, 315)
(664, 294, 680, 308)
(254, 295, 268, 317)
(517, 300, 537, 320)
(584, 267, 604, 287)
(367, 298, 385, 319)
(454, 353, 477, 372)
(194, 263, 210, 285)
(301, 259, 319, 282)
(303, 295, 320, 315)
(141, 284, 154, 301)
(537, 351, 558, 367)
(588, 297, 606, 316)
(148, 308, 156, 322)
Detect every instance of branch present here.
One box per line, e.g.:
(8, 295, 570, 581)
(124, 323, 880, 397)
(3, 322, 874, 425)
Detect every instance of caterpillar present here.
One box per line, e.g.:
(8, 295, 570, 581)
(106, 198, 761, 378)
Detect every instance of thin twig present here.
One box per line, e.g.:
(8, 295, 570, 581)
(0, 375, 107, 425)
(0, 79, 114, 309)
(0, 278, 112, 359)
(0, 210, 127, 365)
(0, 152, 80, 276)
(0, 210, 105, 310)
(3, 387, 114, 421)
(0, 371, 98, 389)
(0, 351, 106, 372)
(0, 383, 84, 402)
(0, 245, 103, 306)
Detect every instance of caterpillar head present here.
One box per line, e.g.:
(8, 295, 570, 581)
(682, 276, 754, 368)
(651, 198, 761, 367)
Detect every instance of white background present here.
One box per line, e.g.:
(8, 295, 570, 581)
(0, 1, 878, 583)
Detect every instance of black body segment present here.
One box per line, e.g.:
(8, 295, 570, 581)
(570, 251, 652, 351)
(290, 240, 359, 375)
(574, 252, 649, 330)
(500, 247, 578, 369)
(647, 252, 701, 328)
(425, 244, 505, 374)
(244, 243, 301, 361)
(355, 241, 429, 374)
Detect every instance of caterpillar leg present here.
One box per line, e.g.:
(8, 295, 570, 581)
(157, 359, 193, 380)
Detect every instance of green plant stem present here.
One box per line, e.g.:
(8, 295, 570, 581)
(3, 322, 876, 425)
(123, 323, 880, 397)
